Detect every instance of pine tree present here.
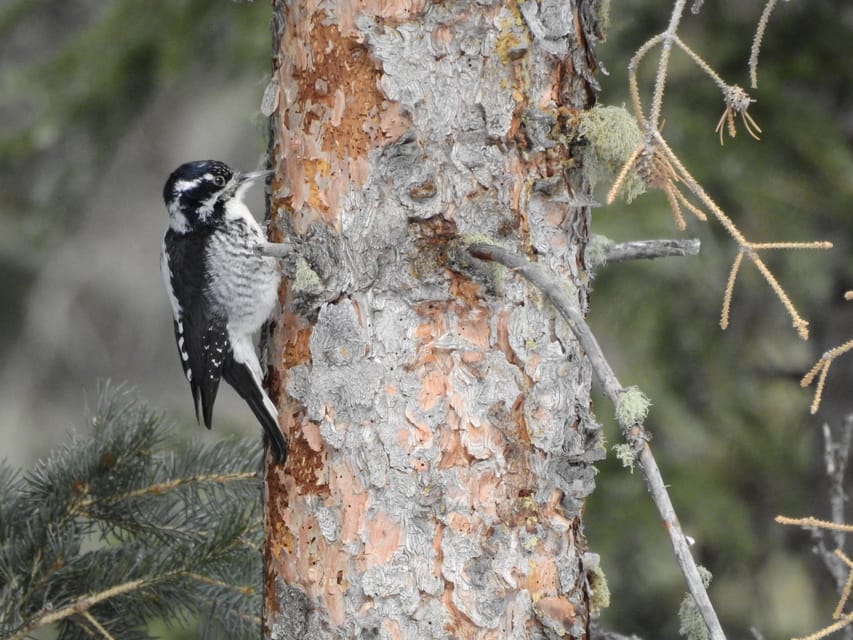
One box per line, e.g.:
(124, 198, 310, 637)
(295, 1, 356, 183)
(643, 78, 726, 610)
(0, 385, 264, 640)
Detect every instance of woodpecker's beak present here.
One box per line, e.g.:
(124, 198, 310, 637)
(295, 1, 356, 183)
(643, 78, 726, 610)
(232, 169, 273, 201)
(239, 169, 273, 184)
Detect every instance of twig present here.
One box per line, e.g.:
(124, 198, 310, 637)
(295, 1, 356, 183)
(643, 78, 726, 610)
(590, 621, 645, 640)
(775, 516, 853, 533)
(468, 243, 726, 640)
(719, 249, 744, 331)
(792, 612, 853, 640)
(81, 611, 118, 640)
(617, 8, 830, 341)
(74, 472, 256, 511)
(649, 0, 690, 128)
(802, 333, 853, 414)
(7, 576, 160, 640)
(627, 35, 664, 124)
(254, 241, 293, 258)
(750, 0, 780, 89)
(673, 35, 727, 92)
(603, 238, 701, 264)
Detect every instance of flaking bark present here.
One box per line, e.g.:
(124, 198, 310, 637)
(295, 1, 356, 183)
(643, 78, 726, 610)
(264, 2, 604, 637)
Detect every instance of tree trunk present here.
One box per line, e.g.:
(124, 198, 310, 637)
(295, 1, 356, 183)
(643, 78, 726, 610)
(263, 1, 604, 637)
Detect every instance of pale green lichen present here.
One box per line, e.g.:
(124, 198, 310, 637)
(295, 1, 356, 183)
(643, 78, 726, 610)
(586, 234, 613, 270)
(678, 566, 712, 640)
(293, 257, 321, 292)
(588, 565, 611, 615)
(612, 443, 637, 473)
(614, 386, 651, 429)
(577, 105, 646, 203)
(463, 233, 509, 250)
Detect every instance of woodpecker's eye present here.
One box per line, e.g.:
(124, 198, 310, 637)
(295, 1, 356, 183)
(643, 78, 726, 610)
(213, 175, 226, 187)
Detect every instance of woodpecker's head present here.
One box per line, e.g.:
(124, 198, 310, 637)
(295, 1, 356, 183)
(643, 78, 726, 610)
(163, 160, 270, 233)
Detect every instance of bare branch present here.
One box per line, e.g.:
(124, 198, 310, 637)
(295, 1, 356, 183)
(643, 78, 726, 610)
(802, 311, 853, 413)
(720, 250, 744, 331)
(792, 614, 853, 640)
(8, 576, 157, 640)
(602, 238, 701, 263)
(824, 418, 853, 550)
(800, 417, 853, 603)
(750, 0, 781, 89)
(81, 611, 117, 640)
(649, 0, 690, 128)
(468, 242, 727, 640)
(673, 35, 728, 92)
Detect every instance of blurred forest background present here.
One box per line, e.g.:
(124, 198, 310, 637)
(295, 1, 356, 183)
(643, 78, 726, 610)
(0, 1, 850, 638)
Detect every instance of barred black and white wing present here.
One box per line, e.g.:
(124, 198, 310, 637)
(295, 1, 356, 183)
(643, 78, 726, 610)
(161, 229, 227, 429)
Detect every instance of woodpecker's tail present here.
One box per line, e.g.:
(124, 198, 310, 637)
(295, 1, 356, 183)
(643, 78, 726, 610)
(223, 357, 287, 463)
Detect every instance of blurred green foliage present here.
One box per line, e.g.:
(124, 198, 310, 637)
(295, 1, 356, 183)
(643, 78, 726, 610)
(0, 0, 269, 235)
(0, 0, 270, 353)
(586, 1, 853, 638)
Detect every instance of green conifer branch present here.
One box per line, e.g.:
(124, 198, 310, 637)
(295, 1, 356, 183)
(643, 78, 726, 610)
(0, 384, 264, 640)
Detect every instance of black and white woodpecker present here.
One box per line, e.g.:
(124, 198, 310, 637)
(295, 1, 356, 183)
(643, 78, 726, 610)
(160, 160, 287, 463)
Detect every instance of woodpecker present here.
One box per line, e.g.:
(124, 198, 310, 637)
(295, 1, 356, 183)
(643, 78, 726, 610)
(160, 160, 287, 463)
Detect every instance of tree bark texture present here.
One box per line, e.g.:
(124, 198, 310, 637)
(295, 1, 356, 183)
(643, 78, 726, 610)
(264, 1, 604, 638)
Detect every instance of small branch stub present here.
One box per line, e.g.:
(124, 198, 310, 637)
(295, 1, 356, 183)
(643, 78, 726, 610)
(602, 237, 701, 264)
(254, 241, 291, 258)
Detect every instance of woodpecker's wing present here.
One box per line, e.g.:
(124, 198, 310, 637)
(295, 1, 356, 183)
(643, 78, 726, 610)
(222, 343, 287, 463)
(161, 230, 226, 428)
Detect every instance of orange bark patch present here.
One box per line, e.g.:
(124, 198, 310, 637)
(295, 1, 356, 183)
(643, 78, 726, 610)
(431, 23, 454, 45)
(432, 523, 444, 573)
(297, 524, 350, 626)
(453, 304, 491, 349)
(542, 489, 574, 532)
(282, 19, 409, 222)
(418, 367, 448, 410)
(536, 596, 576, 629)
(381, 619, 404, 640)
(336, 0, 429, 36)
(438, 428, 471, 469)
(459, 351, 485, 365)
(294, 22, 380, 157)
(443, 584, 481, 638)
(331, 462, 368, 545)
(413, 301, 449, 343)
(459, 418, 505, 462)
(524, 557, 558, 596)
(446, 511, 477, 535)
(301, 157, 332, 215)
(403, 408, 434, 450)
(321, 547, 349, 626)
(301, 420, 324, 452)
(364, 511, 402, 563)
(281, 408, 327, 493)
(448, 272, 483, 305)
(495, 309, 522, 369)
(264, 459, 291, 619)
(278, 309, 312, 368)
(465, 471, 501, 519)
